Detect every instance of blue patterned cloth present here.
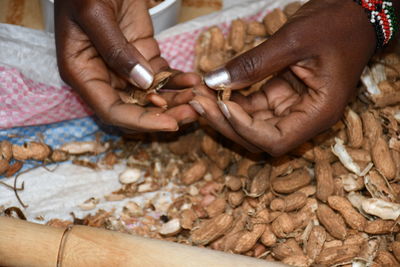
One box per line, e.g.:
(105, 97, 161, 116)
(0, 116, 120, 177)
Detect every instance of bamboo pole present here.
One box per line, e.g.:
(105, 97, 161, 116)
(0, 217, 287, 267)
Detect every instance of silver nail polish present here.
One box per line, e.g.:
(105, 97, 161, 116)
(217, 101, 231, 119)
(130, 64, 154, 90)
(189, 101, 205, 116)
(204, 67, 231, 90)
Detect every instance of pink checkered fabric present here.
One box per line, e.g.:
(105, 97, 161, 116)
(0, 10, 267, 129)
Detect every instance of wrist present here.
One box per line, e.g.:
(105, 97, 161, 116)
(353, 0, 399, 49)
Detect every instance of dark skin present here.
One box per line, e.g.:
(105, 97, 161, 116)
(192, 0, 400, 156)
(55, 0, 399, 154)
(54, 0, 201, 133)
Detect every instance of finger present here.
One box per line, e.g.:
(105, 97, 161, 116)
(203, 25, 303, 90)
(227, 77, 297, 114)
(108, 103, 179, 132)
(164, 72, 202, 89)
(75, 1, 155, 89)
(164, 104, 199, 125)
(72, 75, 179, 132)
(193, 84, 217, 99)
(147, 93, 168, 108)
(162, 89, 195, 107)
(190, 95, 260, 152)
(219, 98, 343, 156)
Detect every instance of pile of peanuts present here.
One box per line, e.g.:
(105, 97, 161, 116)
(5, 2, 400, 266)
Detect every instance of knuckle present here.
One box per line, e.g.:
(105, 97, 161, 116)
(74, 0, 100, 20)
(235, 55, 263, 82)
(104, 44, 125, 66)
(280, 28, 302, 53)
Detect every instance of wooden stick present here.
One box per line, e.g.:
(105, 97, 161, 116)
(0, 217, 287, 267)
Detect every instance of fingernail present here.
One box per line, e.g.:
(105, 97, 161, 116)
(204, 67, 231, 90)
(218, 101, 231, 119)
(130, 64, 154, 89)
(189, 101, 205, 116)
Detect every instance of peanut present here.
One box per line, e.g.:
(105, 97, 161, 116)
(272, 213, 296, 238)
(272, 168, 312, 194)
(317, 204, 347, 240)
(260, 224, 277, 247)
(225, 175, 243, 191)
(371, 136, 397, 180)
(5, 161, 23, 177)
(282, 256, 312, 267)
(361, 110, 382, 143)
(263, 8, 287, 35)
(272, 156, 310, 177)
(327, 196, 366, 231)
(0, 159, 9, 175)
(51, 149, 69, 162)
(314, 148, 334, 202)
(205, 197, 226, 217)
(392, 241, 400, 263)
(0, 140, 12, 161)
(247, 164, 271, 197)
(227, 191, 244, 207)
(229, 19, 247, 53)
(344, 108, 364, 148)
(272, 238, 303, 260)
(181, 159, 208, 185)
(236, 157, 257, 177)
(191, 213, 233, 245)
(332, 161, 349, 177)
(374, 250, 400, 266)
(315, 244, 361, 265)
(246, 21, 266, 37)
(297, 185, 316, 197)
(180, 209, 197, 230)
(306, 225, 326, 261)
(270, 192, 307, 212)
(283, 1, 302, 17)
(168, 133, 200, 155)
(364, 220, 399, 234)
(233, 223, 266, 253)
(12, 142, 51, 161)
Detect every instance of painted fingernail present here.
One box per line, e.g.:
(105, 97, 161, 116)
(189, 101, 205, 116)
(130, 64, 154, 89)
(204, 67, 231, 90)
(217, 101, 231, 119)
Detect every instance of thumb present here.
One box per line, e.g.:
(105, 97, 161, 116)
(204, 27, 302, 90)
(73, 2, 154, 89)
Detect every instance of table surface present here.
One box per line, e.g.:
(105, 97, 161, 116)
(0, 0, 223, 30)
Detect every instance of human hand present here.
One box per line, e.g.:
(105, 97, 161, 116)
(55, 0, 200, 132)
(191, 0, 378, 156)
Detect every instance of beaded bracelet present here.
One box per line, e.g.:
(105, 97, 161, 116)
(354, 0, 398, 49)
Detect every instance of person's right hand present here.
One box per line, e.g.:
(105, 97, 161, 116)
(55, 0, 200, 133)
(191, 0, 381, 156)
